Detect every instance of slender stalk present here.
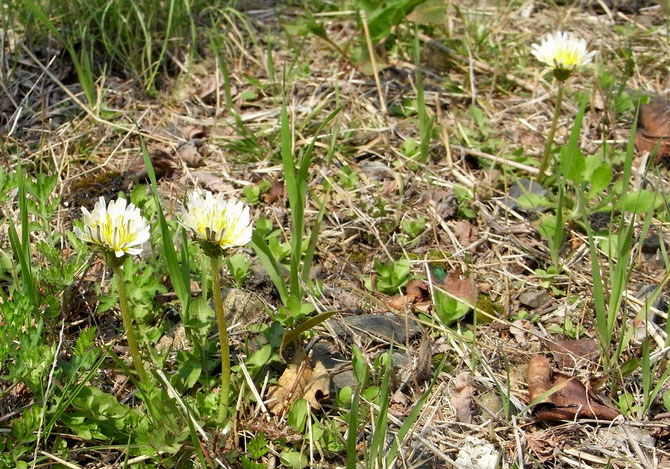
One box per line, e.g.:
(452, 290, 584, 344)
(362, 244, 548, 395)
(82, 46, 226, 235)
(537, 81, 565, 183)
(210, 255, 231, 423)
(113, 264, 148, 383)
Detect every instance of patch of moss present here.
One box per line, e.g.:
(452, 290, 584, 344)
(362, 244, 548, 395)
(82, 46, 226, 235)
(476, 294, 504, 324)
(348, 251, 368, 265)
(67, 171, 131, 215)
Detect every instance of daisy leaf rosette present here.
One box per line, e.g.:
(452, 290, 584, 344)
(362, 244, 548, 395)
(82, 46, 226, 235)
(74, 196, 150, 261)
(182, 190, 252, 257)
(531, 31, 596, 81)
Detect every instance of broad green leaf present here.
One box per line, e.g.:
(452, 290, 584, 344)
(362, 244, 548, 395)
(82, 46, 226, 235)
(355, 0, 425, 42)
(618, 190, 660, 213)
(588, 164, 613, 198)
(560, 146, 585, 183)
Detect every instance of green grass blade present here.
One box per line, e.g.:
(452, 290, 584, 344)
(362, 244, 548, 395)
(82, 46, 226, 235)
(301, 188, 329, 287)
(8, 222, 37, 311)
(280, 310, 337, 356)
(10, 163, 37, 310)
(345, 386, 361, 469)
(141, 140, 189, 307)
(369, 349, 392, 465)
(280, 101, 302, 299)
(251, 229, 289, 304)
(579, 189, 610, 356)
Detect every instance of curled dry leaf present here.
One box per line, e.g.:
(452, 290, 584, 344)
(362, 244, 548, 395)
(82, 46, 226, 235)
(266, 350, 330, 416)
(635, 100, 670, 161)
(129, 148, 176, 181)
(387, 279, 430, 311)
(412, 336, 432, 388)
(176, 140, 205, 167)
(546, 337, 599, 369)
(451, 372, 475, 424)
(527, 354, 619, 421)
(510, 319, 531, 346)
(192, 170, 235, 194)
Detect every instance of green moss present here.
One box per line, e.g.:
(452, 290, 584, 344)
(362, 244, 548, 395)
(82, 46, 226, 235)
(476, 295, 504, 323)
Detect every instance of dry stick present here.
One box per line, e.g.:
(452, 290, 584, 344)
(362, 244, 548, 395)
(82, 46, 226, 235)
(359, 10, 387, 115)
(451, 145, 539, 175)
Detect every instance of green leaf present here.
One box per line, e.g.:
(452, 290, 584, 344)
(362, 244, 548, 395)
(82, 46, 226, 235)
(287, 399, 309, 432)
(618, 190, 660, 213)
(280, 450, 308, 469)
(352, 345, 369, 386)
(356, 0, 426, 43)
(560, 146, 585, 183)
(246, 344, 272, 369)
(588, 164, 613, 198)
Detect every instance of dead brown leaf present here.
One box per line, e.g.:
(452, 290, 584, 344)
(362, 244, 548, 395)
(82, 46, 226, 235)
(510, 319, 531, 346)
(440, 267, 477, 307)
(546, 337, 599, 369)
(388, 279, 430, 310)
(453, 220, 478, 247)
(527, 354, 619, 421)
(192, 170, 235, 193)
(266, 350, 330, 415)
(635, 100, 670, 161)
(129, 148, 176, 181)
(412, 336, 432, 388)
(176, 140, 205, 167)
(451, 372, 474, 423)
(526, 430, 561, 462)
(263, 179, 286, 203)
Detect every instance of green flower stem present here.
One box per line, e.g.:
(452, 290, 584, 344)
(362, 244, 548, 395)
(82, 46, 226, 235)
(113, 264, 148, 383)
(210, 254, 231, 424)
(537, 80, 566, 183)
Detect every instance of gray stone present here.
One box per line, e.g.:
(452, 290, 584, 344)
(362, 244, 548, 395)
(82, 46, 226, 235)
(519, 289, 550, 309)
(326, 312, 421, 344)
(505, 178, 547, 213)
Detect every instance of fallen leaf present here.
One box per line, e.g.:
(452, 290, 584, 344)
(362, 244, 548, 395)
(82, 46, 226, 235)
(546, 337, 599, 369)
(527, 355, 553, 404)
(453, 220, 478, 247)
(635, 100, 670, 161)
(266, 349, 330, 415)
(440, 267, 477, 307)
(182, 125, 208, 140)
(451, 372, 475, 423)
(510, 319, 531, 346)
(129, 148, 176, 181)
(263, 179, 286, 203)
(387, 279, 430, 310)
(526, 430, 561, 462)
(527, 354, 619, 421)
(176, 140, 205, 167)
(412, 336, 432, 388)
(192, 170, 235, 193)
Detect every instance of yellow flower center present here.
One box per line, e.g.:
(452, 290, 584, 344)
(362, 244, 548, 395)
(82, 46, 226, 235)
(99, 214, 135, 249)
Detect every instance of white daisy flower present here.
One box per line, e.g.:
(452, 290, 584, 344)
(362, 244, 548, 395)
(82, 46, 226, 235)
(182, 190, 252, 255)
(74, 196, 150, 258)
(531, 31, 595, 79)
